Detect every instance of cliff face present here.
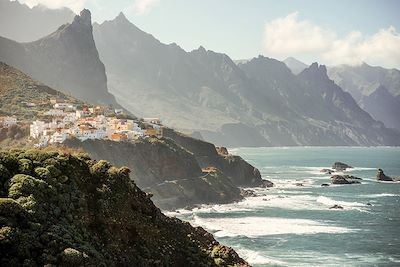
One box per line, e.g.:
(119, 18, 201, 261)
(0, 149, 248, 266)
(64, 138, 243, 210)
(163, 128, 264, 187)
(0, 9, 121, 107)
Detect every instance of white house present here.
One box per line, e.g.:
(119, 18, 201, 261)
(50, 131, 69, 144)
(54, 103, 76, 110)
(35, 135, 49, 148)
(45, 109, 64, 117)
(0, 116, 17, 127)
(30, 120, 46, 138)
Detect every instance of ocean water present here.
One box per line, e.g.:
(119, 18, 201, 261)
(167, 147, 400, 267)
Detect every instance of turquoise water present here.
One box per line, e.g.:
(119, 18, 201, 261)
(167, 147, 400, 266)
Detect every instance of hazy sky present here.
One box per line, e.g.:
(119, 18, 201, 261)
(17, 0, 400, 68)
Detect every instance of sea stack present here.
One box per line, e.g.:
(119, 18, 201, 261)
(376, 169, 394, 181)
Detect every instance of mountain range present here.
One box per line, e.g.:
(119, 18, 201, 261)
(92, 13, 400, 146)
(0, 3, 399, 146)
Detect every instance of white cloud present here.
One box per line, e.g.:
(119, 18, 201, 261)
(263, 12, 400, 69)
(126, 0, 160, 16)
(18, 0, 86, 13)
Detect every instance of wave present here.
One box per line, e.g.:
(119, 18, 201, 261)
(361, 193, 398, 198)
(316, 196, 369, 212)
(236, 248, 286, 266)
(192, 216, 356, 237)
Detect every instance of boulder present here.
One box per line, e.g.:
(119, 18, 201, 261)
(376, 169, 393, 181)
(321, 183, 330, 187)
(240, 189, 257, 197)
(261, 179, 274, 188)
(320, 168, 334, 174)
(216, 146, 229, 156)
(331, 175, 361, 184)
(329, 204, 344, 209)
(332, 162, 353, 171)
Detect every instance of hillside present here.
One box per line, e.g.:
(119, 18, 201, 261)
(0, 149, 248, 266)
(0, 0, 74, 42)
(0, 9, 121, 108)
(0, 62, 79, 121)
(93, 13, 400, 147)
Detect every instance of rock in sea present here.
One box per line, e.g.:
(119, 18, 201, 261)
(332, 162, 353, 171)
(331, 175, 361, 184)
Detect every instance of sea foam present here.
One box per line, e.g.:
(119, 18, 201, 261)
(192, 216, 355, 237)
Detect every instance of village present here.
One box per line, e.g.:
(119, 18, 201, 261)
(5, 99, 165, 147)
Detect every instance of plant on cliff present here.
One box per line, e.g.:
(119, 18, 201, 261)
(0, 149, 248, 266)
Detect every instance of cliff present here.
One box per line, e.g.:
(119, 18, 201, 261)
(163, 128, 264, 187)
(64, 138, 243, 210)
(0, 9, 121, 107)
(0, 149, 248, 266)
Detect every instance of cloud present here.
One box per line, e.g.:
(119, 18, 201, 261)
(126, 0, 160, 15)
(18, 0, 87, 13)
(264, 12, 335, 55)
(263, 12, 400, 68)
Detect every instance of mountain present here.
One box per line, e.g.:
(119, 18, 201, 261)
(359, 85, 400, 131)
(283, 57, 308, 75)
(93, 13, 400, 146)
(0, 149, 248, 266)
(0, 9, 121, 108)
(0, 0, 75, 42)
(327, 63, 400, 130)
(328, 63, 400, 101)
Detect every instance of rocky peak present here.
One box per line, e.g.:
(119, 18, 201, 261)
(299, 62, 329, 81)
(115, 11, 130, 24)
(72, 9, 92, 28)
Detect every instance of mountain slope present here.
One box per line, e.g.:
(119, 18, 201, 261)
(327, 63, 400, 130)
(328, 63, 400, 101)
(93, 13, 400, 146)
(0, 9, 120, 107)
(359, 85, 400, 130)
(0, 62, 79, 120)
(0, 0, 75, 42)
(0, 149, 248, 266)
(283, 57, 308, 75)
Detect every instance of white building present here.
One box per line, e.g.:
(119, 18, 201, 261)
(45, 109, 64, 117)
(0, 116, 17, 127)
(35, 135, 49, 148)
(50, 131, 69, 144)
(54, 103, 76, 110)
(30, 120, 46, 138)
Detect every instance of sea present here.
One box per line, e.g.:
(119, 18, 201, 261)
(166, 147, 400, 267)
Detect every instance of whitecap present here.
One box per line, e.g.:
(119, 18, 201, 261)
(316, 196, 369, 212)
(191, 216, 356, 237)
(361, 193, 398, 198)
(236, 248, 286, 266)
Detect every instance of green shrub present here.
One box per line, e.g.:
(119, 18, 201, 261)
(34, 167, 51, 180)
(8, 174, 48, 199)
(18, 159, 33, 174)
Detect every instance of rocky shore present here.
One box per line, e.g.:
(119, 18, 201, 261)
(64, 132, 268, 210)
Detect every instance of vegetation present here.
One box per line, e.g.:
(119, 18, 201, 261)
(0, 149, 248, 266)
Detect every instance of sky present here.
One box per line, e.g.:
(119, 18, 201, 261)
(17, 0, 400, 68)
